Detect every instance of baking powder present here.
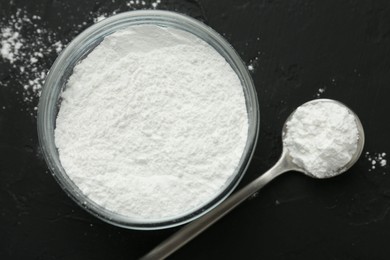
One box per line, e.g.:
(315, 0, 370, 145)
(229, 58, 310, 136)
(55, 25, 248, 219)
(284, 101, 359, 178)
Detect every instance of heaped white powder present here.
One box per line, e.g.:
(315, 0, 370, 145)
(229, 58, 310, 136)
(55, 25, 248, 219)
(284, 101, 359, 178)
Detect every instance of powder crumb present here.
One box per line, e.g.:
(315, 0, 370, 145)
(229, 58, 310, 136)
(0, 28, 21, 63)
(93, 15, 107, 23)
(247, 56, 259, 73)
(365, 152, 387, 171)
(284, 101, 359, 178)
(315, 87, 326, 97)
(126, 0, 162, 8)
(380, 159, 387, 167)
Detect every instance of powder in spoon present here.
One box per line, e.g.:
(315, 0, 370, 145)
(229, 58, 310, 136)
(283, 101, 359, 178)
(55, 25, 248, 219)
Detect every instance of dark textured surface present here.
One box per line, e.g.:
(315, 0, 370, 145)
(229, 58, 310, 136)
(1, 0, 390, 259)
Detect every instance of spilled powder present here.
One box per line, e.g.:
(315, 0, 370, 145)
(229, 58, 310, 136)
(0, 1, 164, 114)
(366, 152, 387, 172)
(243, 35, 260, 72)
(126, 0, 162, 8)
(315, 87, 326, 97)
(0, 8, 64, 108)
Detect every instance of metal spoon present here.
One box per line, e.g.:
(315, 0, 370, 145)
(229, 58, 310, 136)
(140, 99, 365, 260)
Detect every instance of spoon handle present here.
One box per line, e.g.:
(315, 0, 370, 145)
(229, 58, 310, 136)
(140, 152, 291, 260)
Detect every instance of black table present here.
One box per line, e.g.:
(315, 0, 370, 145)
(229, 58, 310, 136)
(1, 0, 390, 259)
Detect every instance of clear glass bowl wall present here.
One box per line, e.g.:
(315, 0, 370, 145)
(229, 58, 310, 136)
(37, 10, 259, 230)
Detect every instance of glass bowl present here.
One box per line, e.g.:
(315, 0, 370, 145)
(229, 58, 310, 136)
(37, 10, 259, 230)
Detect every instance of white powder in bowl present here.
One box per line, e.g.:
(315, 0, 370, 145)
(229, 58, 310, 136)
(55, 25, 249, 219)
(283, 101, 359, 178)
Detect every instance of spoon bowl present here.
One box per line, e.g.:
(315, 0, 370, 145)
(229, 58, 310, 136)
(282, 98, 365, 179)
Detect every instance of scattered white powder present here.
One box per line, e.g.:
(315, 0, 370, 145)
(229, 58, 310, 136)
(247, 54, 260, 72)
(245, 35, 261, 72)
(284, 101, 359, 178)
(126, 0, 162, 9)
(93, 15, 108, 23)
(1, 4, 163, 116)
(315, 87, 326, 97)
(55, 25, 248, 219)
(365, 152, 387, 171)
(0, 27, 22, 63)
(315, 78, 336, 98)
(0, 8, 65, 106)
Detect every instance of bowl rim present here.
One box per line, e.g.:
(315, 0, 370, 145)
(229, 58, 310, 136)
(37, 10, 260, 230)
